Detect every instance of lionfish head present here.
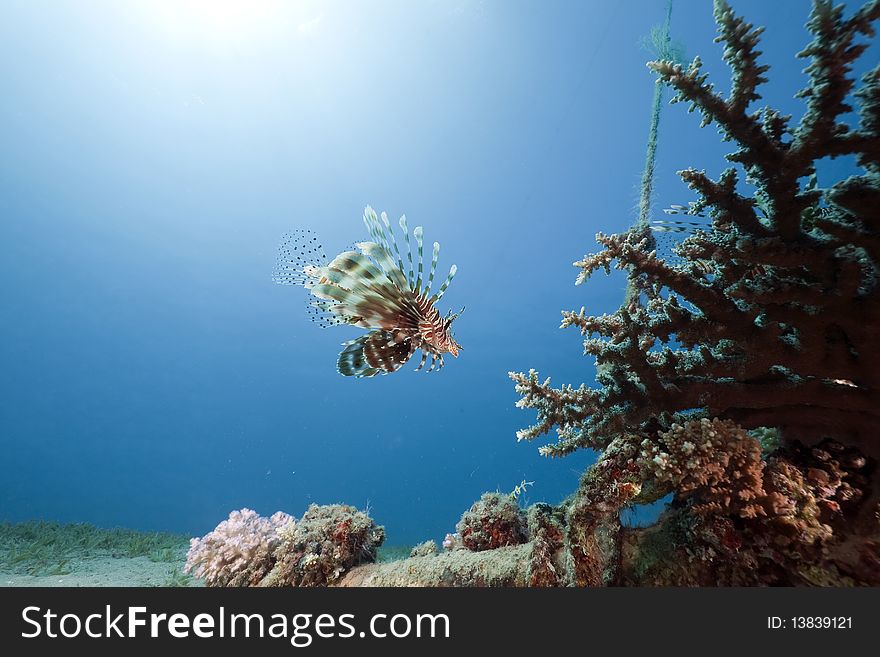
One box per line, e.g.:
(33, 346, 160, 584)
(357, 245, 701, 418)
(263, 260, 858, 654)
(440, 307, 465, 357)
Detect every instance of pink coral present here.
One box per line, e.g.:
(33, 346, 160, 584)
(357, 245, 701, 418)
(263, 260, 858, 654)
(184, 508, 293, 587)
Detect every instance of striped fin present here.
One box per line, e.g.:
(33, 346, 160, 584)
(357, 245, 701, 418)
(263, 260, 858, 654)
(413, 226, 424, 291)
(424, 241, 440, 294)
(362, 207, 386, 251)
(310, 246, 424, 330)
(322, 251, 386, 290)
(337, 330, 415, 377)
(432, 264, 457, 302)
(400, 215, 415, 287)
(356, 241, 410, 291)
(337, 334, 383, 378)
(309, 282, 401, 328)
(364, 207, 410, 279)
(380, 211, 407, 277)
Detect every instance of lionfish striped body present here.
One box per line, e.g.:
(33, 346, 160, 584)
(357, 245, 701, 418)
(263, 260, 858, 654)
(273, 207, 462, 378)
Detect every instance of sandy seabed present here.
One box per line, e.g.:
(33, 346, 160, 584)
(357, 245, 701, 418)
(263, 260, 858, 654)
(1, 555, 196, 587)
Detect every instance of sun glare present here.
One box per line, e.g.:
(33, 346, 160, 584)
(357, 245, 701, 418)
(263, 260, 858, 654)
(140, 0, 320, 49)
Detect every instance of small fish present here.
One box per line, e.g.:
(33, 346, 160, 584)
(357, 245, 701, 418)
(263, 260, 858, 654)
(648, 206, 716, 274)
(274, 206, 463, 378)
(650, 204, 712, 234)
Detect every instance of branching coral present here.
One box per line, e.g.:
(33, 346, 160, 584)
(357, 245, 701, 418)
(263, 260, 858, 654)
(511, 0, 880, 458)
(184, 508, 294, 587)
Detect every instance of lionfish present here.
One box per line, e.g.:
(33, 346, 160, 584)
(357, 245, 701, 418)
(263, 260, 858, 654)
(273, 206, 463, 378)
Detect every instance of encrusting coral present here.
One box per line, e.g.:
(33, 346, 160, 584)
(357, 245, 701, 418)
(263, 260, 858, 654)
(640, 418, 766, 518)
(261, 504, 385, 587)
(455, 492, 529, 552)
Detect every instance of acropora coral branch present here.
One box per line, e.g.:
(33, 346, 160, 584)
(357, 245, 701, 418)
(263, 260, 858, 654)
(511, 0, 880, 457)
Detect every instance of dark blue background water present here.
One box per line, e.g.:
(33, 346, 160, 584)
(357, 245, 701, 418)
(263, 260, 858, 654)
(1, 0, 872, 544)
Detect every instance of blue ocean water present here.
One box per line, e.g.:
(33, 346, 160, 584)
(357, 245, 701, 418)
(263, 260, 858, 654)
(0, 0, 872, 545)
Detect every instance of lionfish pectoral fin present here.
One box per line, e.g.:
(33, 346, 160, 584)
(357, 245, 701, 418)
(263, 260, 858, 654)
(337, 335, 382, 378)
(414, 350, 428, 372)
(337, 331, 414, 378)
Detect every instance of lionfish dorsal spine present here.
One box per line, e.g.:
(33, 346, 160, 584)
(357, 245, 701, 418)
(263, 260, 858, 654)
(433, 264, 457, 302)
(424, 241, 440, 294)
(355, 241, 410, 291)
(363, 206, 382, 246)
(379, 210, 407, 276)
(413, 226, 424, 291)
(399, 215, 415, 287)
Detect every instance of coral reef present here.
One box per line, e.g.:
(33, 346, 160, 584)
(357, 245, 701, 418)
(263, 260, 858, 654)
(640, 418, 766, 518)
(182, 1, 880, 590)
(507, 0, 880, 587)
(455, 492, 529, 552)
(510, 0, 880, 457)
(260, 504, 385, 587)
(621, 436, 874, 585)
(184, 509, 293, 587)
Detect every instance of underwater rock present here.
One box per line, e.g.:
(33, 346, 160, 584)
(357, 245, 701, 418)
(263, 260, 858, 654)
(260, 504, 385, 587)
(337, 543, 533, 587)
(184, 509, 294, 587)
(410, 540, 438, 558)
(455, 492, 529, 552)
